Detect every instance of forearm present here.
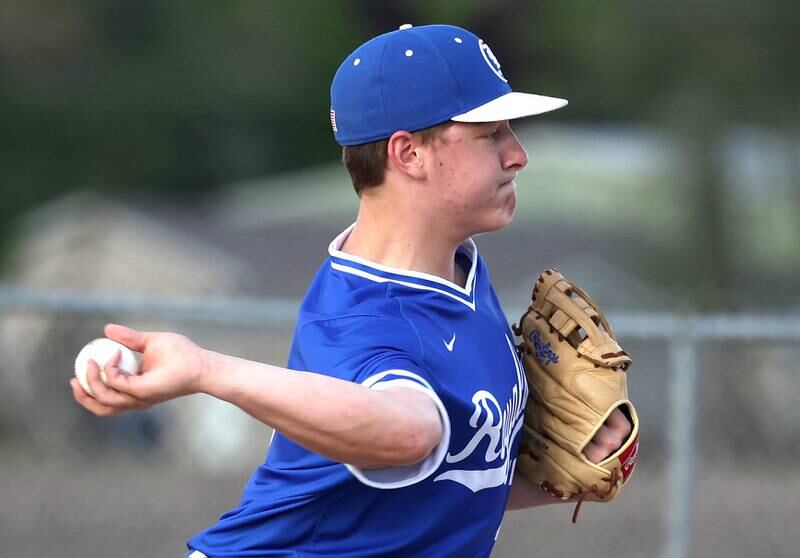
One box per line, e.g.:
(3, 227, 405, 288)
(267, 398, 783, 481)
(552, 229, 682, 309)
(506, 471, 575, 511)
(199, 350, 441, 469)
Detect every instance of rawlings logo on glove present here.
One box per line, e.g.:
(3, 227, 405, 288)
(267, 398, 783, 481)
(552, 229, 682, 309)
(531, 331, 559, 366)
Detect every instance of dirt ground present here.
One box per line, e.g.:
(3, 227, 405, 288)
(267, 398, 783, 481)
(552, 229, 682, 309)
(1, 452, 797, 558)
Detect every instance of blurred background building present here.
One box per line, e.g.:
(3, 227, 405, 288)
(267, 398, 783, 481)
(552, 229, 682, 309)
(1, 2, 798, 557)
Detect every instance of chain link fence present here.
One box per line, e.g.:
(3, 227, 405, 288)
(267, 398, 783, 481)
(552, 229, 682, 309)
(1, 285, 798, 557)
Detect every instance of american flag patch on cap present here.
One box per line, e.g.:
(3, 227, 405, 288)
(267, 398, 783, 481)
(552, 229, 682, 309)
(330, 109, 337, 132)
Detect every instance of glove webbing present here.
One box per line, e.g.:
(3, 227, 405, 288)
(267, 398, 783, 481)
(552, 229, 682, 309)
(526, 270, 630, 369)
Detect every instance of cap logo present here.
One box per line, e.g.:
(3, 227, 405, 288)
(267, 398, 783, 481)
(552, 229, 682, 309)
(330, 108, 337, 132)
(478, 39, 507, 83)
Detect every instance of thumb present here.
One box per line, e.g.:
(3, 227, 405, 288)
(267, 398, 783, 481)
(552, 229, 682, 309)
(104, 323, 147, 352)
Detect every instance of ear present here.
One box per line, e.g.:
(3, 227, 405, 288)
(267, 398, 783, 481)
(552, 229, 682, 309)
(386, 131, 427, 180)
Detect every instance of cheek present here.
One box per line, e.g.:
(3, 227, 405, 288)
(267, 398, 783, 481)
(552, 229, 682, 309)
(440, 186, 469, 215)
(431, 150, 500, 213)
(436, 157, 460, 183)
(434, 162, 468, 208)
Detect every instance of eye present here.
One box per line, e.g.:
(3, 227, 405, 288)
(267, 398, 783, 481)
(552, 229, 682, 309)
(483, 126, 501, 138)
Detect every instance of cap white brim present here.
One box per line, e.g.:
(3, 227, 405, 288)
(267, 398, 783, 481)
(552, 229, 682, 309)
(450, 92, 568, 122)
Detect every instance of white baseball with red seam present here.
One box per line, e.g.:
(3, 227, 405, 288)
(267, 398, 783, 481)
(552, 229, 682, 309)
(74, 338, 142, 396)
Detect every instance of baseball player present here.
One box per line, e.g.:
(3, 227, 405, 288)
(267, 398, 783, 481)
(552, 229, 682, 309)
(71, 24, 632, 557)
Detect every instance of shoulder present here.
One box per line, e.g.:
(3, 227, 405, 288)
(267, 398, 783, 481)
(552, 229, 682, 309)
(297, 298, 421, 351)
(289, 302, 428, 385)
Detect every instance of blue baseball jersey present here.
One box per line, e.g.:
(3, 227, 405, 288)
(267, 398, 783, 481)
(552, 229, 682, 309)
(187, 225, 528, 557)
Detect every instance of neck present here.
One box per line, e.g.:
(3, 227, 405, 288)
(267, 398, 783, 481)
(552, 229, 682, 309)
(340, 194, 467, 286)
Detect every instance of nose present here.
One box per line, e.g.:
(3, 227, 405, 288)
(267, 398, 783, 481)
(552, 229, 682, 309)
(503, 125, 528, 171)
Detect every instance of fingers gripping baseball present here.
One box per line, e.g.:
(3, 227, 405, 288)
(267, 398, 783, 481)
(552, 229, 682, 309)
(72, 324, 209, 415)
(109, 326, 207, 400)
(70, 354, 148, 416)
(104, 323, 148, 352)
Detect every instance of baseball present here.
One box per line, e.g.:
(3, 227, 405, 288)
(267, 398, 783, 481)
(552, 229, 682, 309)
(74, 338, 142, 396)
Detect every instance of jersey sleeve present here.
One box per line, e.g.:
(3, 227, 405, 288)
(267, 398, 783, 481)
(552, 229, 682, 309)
(290, 314, 451, 489)
(346, 369, 451, 489)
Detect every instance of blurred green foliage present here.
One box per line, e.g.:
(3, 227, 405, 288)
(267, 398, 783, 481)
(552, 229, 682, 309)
(1, 1, 798, 305)
(1, 2, 362, 199)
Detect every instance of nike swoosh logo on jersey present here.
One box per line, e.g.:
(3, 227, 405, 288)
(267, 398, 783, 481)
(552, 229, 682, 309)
(444, 333, 456, 352)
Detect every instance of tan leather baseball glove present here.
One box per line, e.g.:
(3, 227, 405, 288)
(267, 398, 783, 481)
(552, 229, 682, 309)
(512, 268, 639, 523)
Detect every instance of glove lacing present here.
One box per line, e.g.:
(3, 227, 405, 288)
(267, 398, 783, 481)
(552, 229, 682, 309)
(520, 441, 622, 524)
(569, 467, 621, 524)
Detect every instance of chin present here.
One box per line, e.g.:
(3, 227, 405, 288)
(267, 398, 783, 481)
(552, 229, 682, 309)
(466, 195, 517, 236)
(506, 191, 517, 215)
(475, 212, 515, 235)
(498, 191, 517, 225)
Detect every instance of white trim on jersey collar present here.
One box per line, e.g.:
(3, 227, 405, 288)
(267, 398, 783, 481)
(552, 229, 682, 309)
(329, 261, 477, 311)
(328, 223, 479, 297)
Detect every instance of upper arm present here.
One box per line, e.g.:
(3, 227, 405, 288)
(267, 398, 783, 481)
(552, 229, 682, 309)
(295, 314, 450, 485)
(345, 377, 452, 489)
(380, 385, 444, 453)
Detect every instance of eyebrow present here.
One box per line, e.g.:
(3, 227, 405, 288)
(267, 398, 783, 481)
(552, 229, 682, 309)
(474, 121, 501, 132)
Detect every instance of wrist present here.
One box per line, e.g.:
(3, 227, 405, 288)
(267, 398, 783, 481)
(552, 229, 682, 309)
(194, 348, 222, 395)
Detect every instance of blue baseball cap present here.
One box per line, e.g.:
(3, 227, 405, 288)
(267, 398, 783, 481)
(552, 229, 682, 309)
(330, 23, 568, 146)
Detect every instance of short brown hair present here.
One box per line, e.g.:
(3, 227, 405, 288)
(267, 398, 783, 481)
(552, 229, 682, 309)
(342, 122, 453, 195)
